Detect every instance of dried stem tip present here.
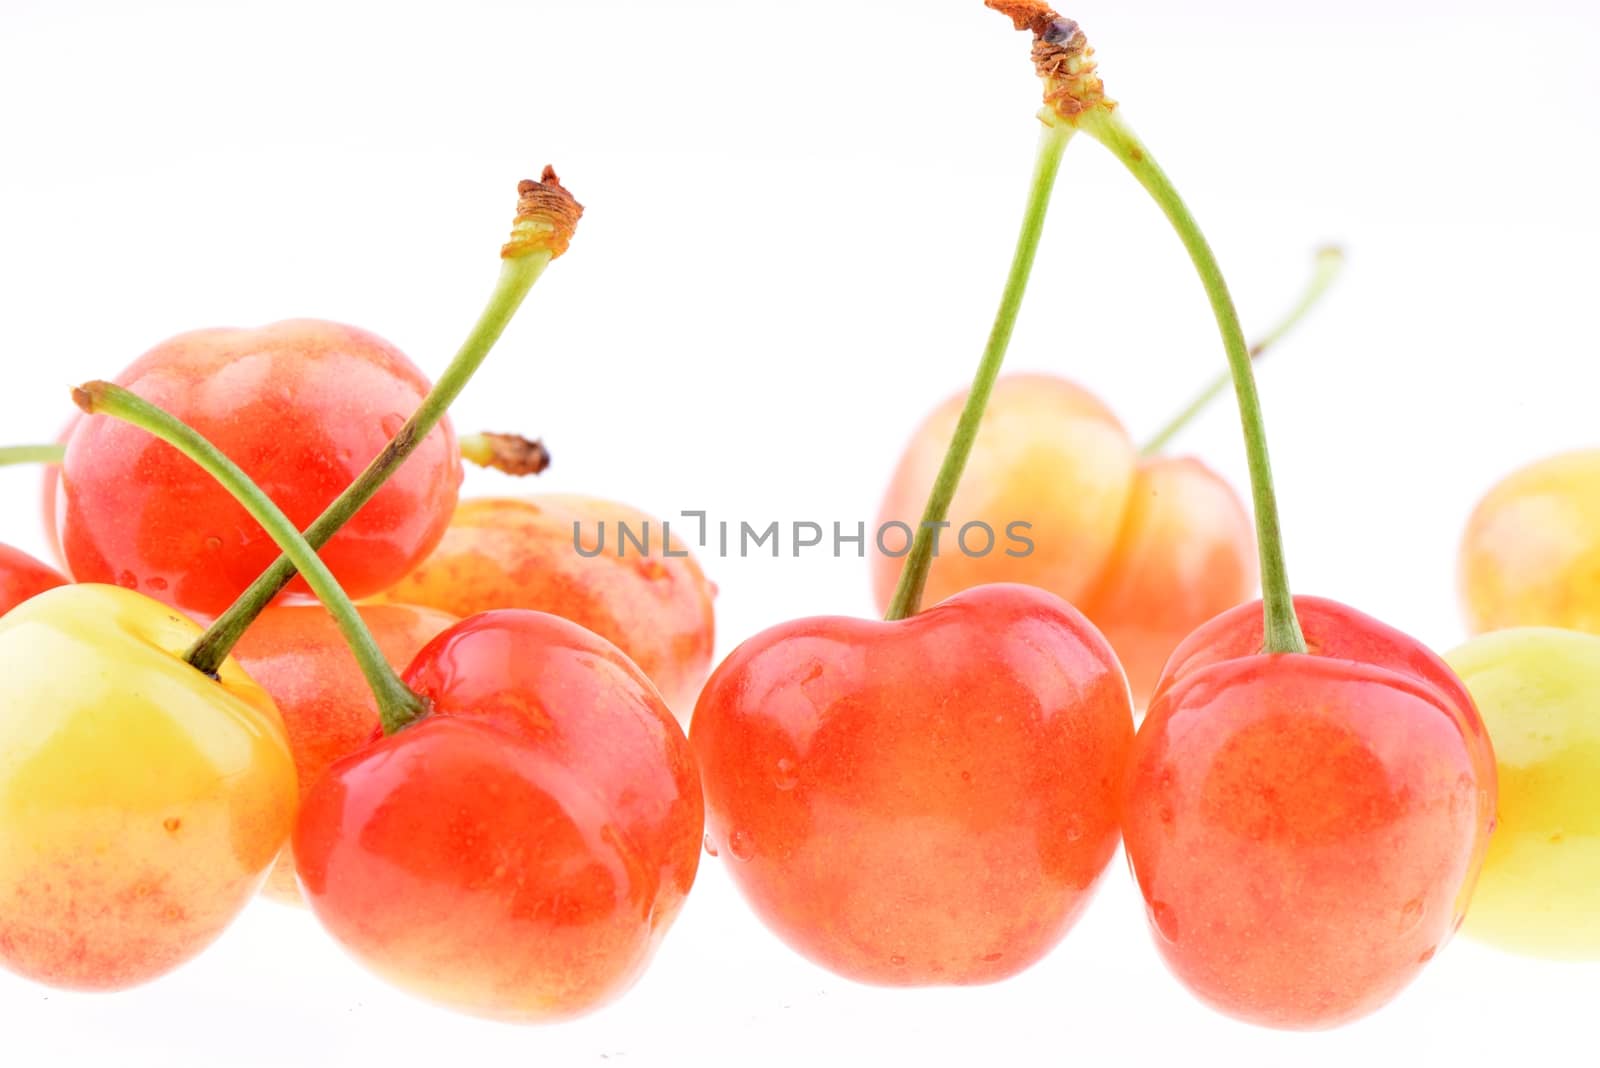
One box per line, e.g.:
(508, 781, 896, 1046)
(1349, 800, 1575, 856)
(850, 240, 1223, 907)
(984, 1, 1111, 122)
(502, 165, 584, 260)
(460, 431, 552, 476)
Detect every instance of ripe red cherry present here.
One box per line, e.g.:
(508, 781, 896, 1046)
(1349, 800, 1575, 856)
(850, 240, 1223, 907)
(0, 543, 67, 617)
(691, 583, 1134, 984)
(59, 319, 460, 616)
(293, 609, 703, 1021)
(230, 601, 458, 903)
(1122, 596, 1497, 1028)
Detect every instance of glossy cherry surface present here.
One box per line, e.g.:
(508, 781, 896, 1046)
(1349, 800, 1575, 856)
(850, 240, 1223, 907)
(293, 609, 703, 1021)
(691, 582, 1134, 985)
(380, 495, 716, 715)
(59, 320, 460, 617)
(231, 601, 457, 903)
(0, 543, 67, 617)
(1123, 596, 1496, 1029)
(0, 584, 296, 990)
(873, 373, 1255, 705)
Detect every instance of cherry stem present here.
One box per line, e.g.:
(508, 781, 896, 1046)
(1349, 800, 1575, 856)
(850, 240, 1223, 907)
(73, 382, 429, 733)
(0, 444, 65, 466)
(0, 436, 548, 471)
(884, 122, 1075, 622)
(1078, 107, 1306, 654)
(459, 431, 551, 476)
(184, 170, 581, 677)
(1139, 245, 1344, 456)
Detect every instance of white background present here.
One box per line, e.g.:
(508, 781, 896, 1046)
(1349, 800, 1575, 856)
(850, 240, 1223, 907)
(2, 0, 1597, 1064)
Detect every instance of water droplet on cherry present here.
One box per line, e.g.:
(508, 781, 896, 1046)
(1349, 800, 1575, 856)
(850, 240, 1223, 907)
(727, 829, 754, 861)
(774, 758, 798, 791)
(702, 834, 719, 858)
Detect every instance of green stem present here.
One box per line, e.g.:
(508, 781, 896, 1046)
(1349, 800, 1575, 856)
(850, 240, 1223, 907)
(1079, 107, 1305, 655)
(74, 383, 428, 733)
(884, 121, 1074, 621)
(185, 250, 552, 675)
(1140, 245, 1343, 456)
(0, 444, 66, 466)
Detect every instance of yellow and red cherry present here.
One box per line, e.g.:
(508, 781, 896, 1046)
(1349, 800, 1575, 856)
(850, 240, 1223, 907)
(979, 7, 1491, 1028)
(379, 495, 716, 715)
(692, 583, 1132, 984)
(1123, 597, 1496, 1028)
(0, 543, 67, 617)
(295, 610, 704, 1021)
(693, 86, 1137, 988)
(230, 601, 457, 903)
(58, 319, 461, 617)
(0, 584, 296, 990)
(1459, 449, 1600, 634)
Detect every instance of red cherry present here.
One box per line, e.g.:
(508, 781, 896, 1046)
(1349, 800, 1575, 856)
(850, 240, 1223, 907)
(0, 543, 68, 617)
(691, 583, 1134, 984)
(1122, 596, 1497, 1029)
(292, 610, 703, 1021)
(59, 320, 460, 616)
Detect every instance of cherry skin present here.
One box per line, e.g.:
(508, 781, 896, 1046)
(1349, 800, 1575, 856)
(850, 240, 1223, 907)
(0, 584, 296, 990)
(1459, 449, 1600, 635)
(293, 609, 703, 1021)
(378, 495, 716, 716)
(0, 543, 67, 617)
(1445, 627, 1600, 958)
(230, 600, 458, 904)
(1078, 456, 1256, 706)
(690, 582, 1134, 985)
(872, 372, 1255, 706)
(59, 319, 461, 617)
(1122, 596, 1497, 1029)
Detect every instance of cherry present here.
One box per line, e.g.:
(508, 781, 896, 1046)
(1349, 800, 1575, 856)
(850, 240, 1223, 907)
(1459, 449, 1600, 635)
(692, 24, 1134, 985)
(295, 610, 702, 1020)
(981, 3, 1496, 1027)
(0, 542, 67, 617)
(230, 600, 457, 903)
(873, 247, 1343, 707)
(1125, 597, 1495, 1027)
(0, 583, 296, 990)
(58, 318, 460, 617)
(693, 583, 1130, 983)
(379, 495, 717, 716)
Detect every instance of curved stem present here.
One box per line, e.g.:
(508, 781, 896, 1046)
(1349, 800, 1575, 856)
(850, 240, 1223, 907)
(74, 382, 428, 733)
(1079, 107, 1305, 654)
(0, 444, 66, 466)
(1140, 245, 1344, 456)
(186, 252, 551, 674)
(884, 121, 1074, 621)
